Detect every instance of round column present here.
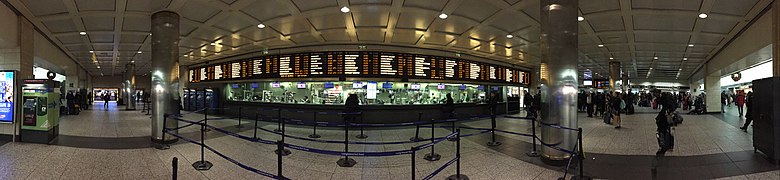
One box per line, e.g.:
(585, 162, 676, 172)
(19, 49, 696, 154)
(609, 61, 621, 92)
(539, 0, 578, 164)
(125, 63, 136, 110)
(151, 11, 180, 143)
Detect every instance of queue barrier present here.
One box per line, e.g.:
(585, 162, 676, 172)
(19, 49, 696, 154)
(162, 107, 589, 179)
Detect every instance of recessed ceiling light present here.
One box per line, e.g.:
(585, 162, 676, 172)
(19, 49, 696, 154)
(439, 13, 448, 19)
(578, 16, 584, 22)
(679, 68, 683, 70)
(597, 44, 604, 48)
(609, 57, 614, 60)
(97, 66, 101, 69)
(683, 57, 688, 61)
(183, 54, 189, 57)
(89, 50, 94, 53)
(688, 44, 694, 47)
(137, 51, 142, 54)
(131, 60, 135, 63)
(653, 56, 659, 59)
(257, 23, 266, 29)
(210, 43, 216, 46)
(698, 13, 708, 19)
(149, 33, 152, 36)
(340, 6, 350, 13)
(506, 34, 513, 38)
(79, 31, 86, 35)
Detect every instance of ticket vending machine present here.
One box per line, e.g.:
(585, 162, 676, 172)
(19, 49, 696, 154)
(182, 89, 191, 111)
(20, 79, 60, 144)
(204, 88, 220, 114)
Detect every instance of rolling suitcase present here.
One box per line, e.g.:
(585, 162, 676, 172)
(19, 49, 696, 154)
(603, 111, 612, 124)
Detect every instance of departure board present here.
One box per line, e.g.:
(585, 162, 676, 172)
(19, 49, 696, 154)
(189, 51, 530, 85)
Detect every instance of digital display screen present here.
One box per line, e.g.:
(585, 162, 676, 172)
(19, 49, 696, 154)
(411, 84, 421, 90)
(584, 80, 593, 86)
(231, 84, 239, 88)
(297, 82, 306, 89)
(0, 71, 13, 123)
(352, 81, 363, 88)
(460, 84, 466, 90)
(437, 84, 445, 90)
(324, 82, 334, 89)
(189, 51, 530, 85)
(271, 82, 280, 88)
(367, 82, 377, 99)
(251, 83, 259, 88)
(478, 86, 484, 90)
(493, 86, 499, 91)
(382, 82, 393, 89)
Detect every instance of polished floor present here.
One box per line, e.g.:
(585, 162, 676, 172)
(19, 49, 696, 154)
(0, 102, 777, 179)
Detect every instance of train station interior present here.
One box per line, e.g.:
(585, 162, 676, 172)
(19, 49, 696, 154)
(0, 0, 779, 179)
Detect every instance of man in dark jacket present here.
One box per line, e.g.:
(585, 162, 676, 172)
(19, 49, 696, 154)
(442, 93, 454, 119)
(343, 93, 360, 122)
(655, 91, 676, 156)
(740, 92, 754, 132)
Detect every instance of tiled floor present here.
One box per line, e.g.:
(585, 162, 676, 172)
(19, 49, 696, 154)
(0, 102, 777, 179)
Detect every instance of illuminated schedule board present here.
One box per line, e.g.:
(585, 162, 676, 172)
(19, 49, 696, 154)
(189, 51, 531, 85)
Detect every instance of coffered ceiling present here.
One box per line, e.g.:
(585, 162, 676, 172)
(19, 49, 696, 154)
(3, 0, 771, 81)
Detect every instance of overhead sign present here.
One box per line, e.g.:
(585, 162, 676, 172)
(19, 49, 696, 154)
(188, 51, 531, 85)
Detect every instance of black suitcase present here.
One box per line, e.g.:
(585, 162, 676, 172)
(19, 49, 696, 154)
(603, 112, 611, 124)
(657, 129, 674, 149)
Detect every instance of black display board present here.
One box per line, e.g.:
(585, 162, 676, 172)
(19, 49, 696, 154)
(189, 51, 530, 85)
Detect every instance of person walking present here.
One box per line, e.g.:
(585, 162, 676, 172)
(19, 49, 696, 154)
(721, 91, 727, 113)
(740, 92, 754, 132)
(103, 93, 110, 110)
(612, 92, 623, 129)
(735, 91, 745, 117)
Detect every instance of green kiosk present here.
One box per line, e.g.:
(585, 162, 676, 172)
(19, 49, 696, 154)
(20, 79, 60, 144)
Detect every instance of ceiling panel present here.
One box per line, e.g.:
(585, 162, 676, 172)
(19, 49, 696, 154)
(82, 16, 115, 31)
(701, 18, 738, 34)
(120, 34, 147, 44)
(270, 17, 313, 35)
(711, 0, 759, 16)
(308, 13, 347, 30)
(391, 29, 422, 44)
(235, 27, 277, 41)
(351, 0, 393, 5)
(693, 34, 724, 45)
(126, 0, 170, 12)
(89, 34, 114, 43)
(634, 32, 689, 43)
(292, 0, 337, 12)
(75, 0, 115, 11)
(451, 0, 500, 22)
(633, 14, 695, 31)
(179, 1, 221, 23)
(241, 0, 291, 20)
(435, 18, 473, 35)
(580, 0, 620, 14)
(356, 28, 385, 42)
(42, 19, 77, 33)
(588, 15, 625, 32)
(122, 16, 150, 31)
(490, 13, 531, 33)
(212, 14, 255, 32)
(320, 29, 351, 41)
(57, 35, 83, 45)
(403, 0, 447, 11)
(353, 11, 390, 27)
(396, 12, 436, 30)
(632, 0, 702, 11)
(22, 0, 68, 16)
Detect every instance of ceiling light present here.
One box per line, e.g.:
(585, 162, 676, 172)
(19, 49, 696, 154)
(89, 50, 94, 53)
(688, 44, 694, 47)
(698, 13, 708, 19)
(79, 31, 86, 35)
(340, 6, 350, 13)
(506, 34, 513, 39)
(257, 23, 266, 29)
(131, 60, 135, 63)
(97, 66, 100, 69)
(578, 16, 584, 22)
(210, 43, 216, 46)
(597, 44, 604, 48)
(149, 33, 152, 36)
(439, 13, 448, 19)
(183, 54, 189, 57)
(609, 57, 614, 60)
(683, 57, 688, 61)
(679, 68, 683, 70)
(137, 51, 142, 54)
(653, 56, 658, 59)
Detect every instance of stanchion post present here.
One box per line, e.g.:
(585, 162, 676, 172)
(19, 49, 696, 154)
(526, 117, 540, 157)
(356, 113, 367, 139)
(203, 107, 211, 132)
(277, 140, 284, 180)
(410, 112, 423, 142)
(487, 114, 501, 146)
(156, 115, 171, 150)
(236, 107, 243, 128)
(447, 129, 468, 180)
(274, 112, 291, 156)
(253, 113, 259, 140)
(309, 112, 321, 138)
(424, 117, 440, 161)
(337, 115, 357, 167)
(172, 157, 178, 180)
(411, 147, 416, 180)
(274, 109, 282, 132)
(192, 107, 212, 171)
(576, 128, 590, 180)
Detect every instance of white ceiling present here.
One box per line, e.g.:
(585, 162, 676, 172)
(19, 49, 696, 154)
(3, 0, 772, 80)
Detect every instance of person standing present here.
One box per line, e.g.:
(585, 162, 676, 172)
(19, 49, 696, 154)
(721, 91, 727, 113)
(523, 90, 532, 111)
(343, 93, 360, 123)
(442, 93, 454, 119)
(586, 92, 594, 117)
(740, 92, 754, 132)
(735, 91, 745, 117)
(612, 92, 623, 129)
(103, 93, 110, 110)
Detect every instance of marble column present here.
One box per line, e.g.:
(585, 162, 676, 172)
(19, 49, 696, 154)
(622, 70, 629, 93)
(609, 61, 621, 92)
(151, 11, 180, 143)
(705, 70, 722, 113)
(125, 63, 136, 110)
(539, 0, 578, 164)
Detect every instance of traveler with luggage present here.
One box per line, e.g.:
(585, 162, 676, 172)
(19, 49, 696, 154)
(612, 92, 623, 129)
(735, 91, 745, 117)
(655, 91, 677, 156)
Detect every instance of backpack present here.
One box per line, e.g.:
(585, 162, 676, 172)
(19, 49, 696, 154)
(620, 99, 626, 110)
